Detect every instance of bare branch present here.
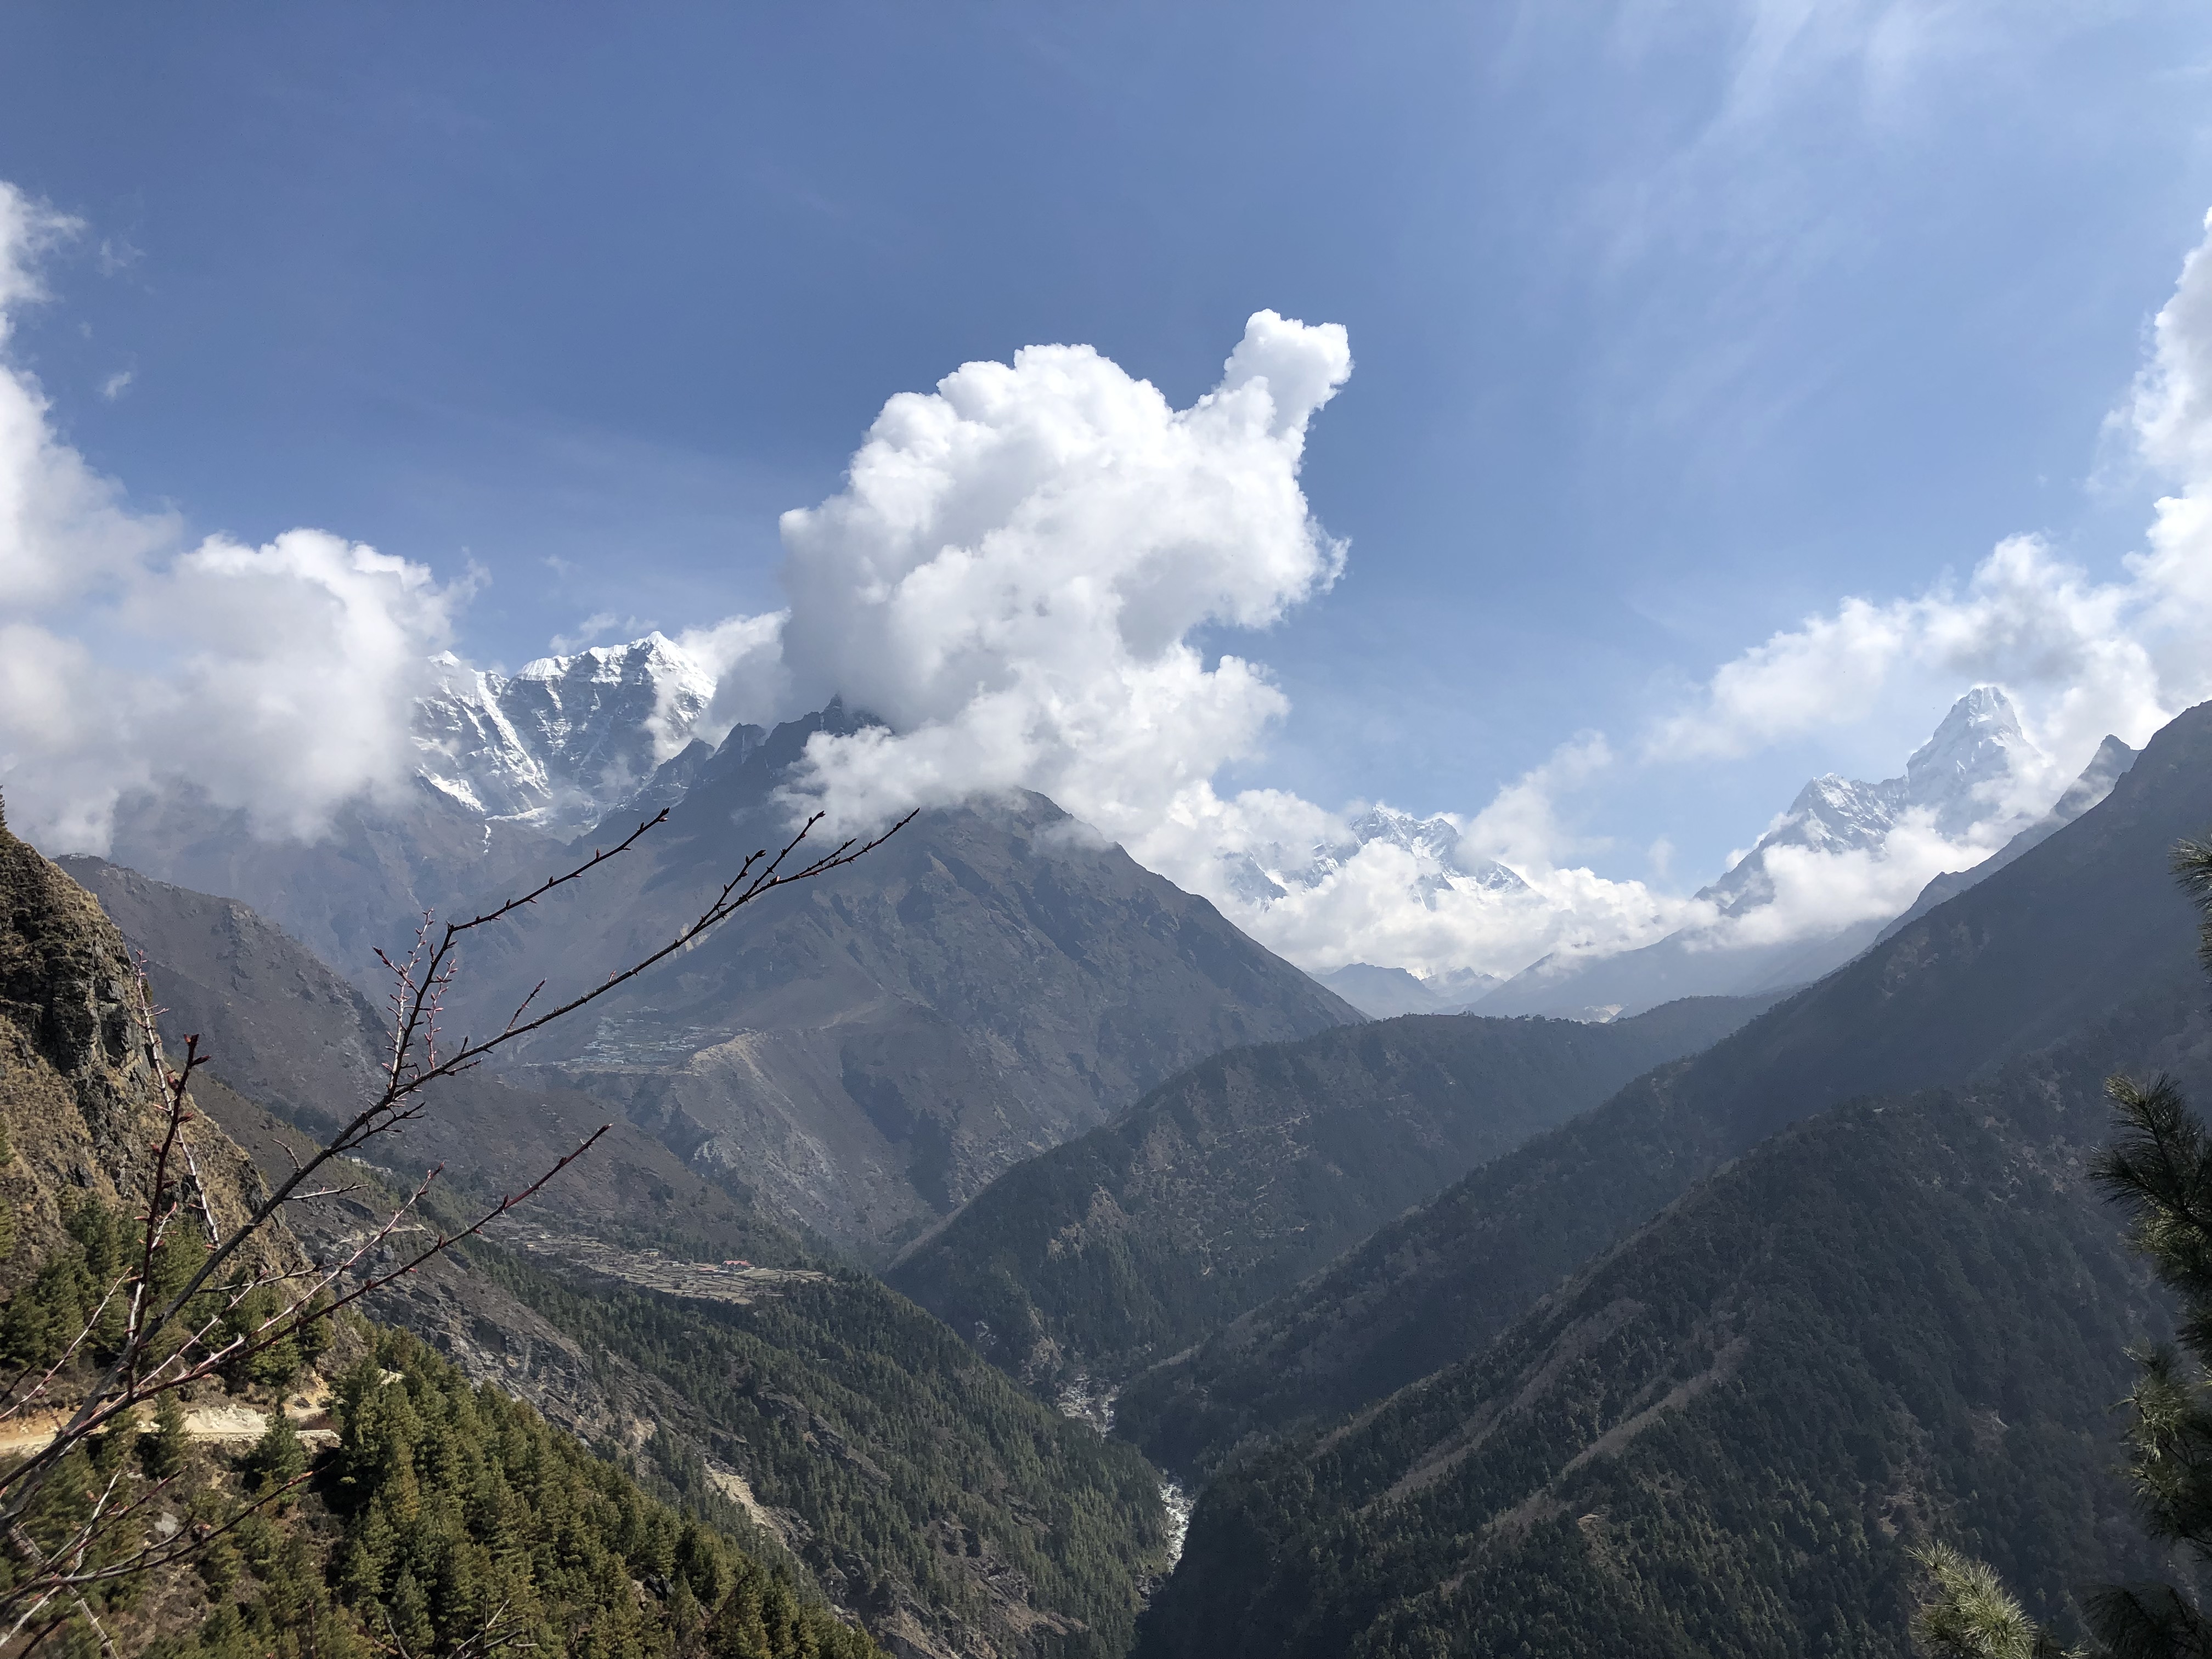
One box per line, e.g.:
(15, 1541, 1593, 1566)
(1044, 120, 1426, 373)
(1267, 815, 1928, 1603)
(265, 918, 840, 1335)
(0, 796, 909, 1601)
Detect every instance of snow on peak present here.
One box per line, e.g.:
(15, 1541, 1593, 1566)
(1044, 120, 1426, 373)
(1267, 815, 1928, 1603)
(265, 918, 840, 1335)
(1212, 803, 1528, 928)
(1699, 686, 2050, 918)
(414, 634, 721, 831)
(1288, 806, 1527, 905)
(1901, 683, 2038, 833)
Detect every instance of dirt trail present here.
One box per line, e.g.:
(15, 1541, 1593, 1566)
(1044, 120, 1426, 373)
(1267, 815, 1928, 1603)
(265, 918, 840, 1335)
(0, 1378, 338, 1458)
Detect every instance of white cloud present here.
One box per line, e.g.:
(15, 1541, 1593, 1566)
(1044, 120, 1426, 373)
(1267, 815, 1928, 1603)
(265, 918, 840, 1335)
(1150, 738, 1703, 980)
(678, 609, 788, 746)
(0, 192, 174, 612)
(1615, 209, 2212, 975)
(708, 306, 1712, 982)
(12, 157, 2212, 994)
(99, 369, 132, 402)
(0, 183, 460, 851)
(650, 205, 2212, 985)
(1652, 206, 2212, 793)
(713, 284, 2163, 983)
(1706, 810, 1997, 950)
(763, 311, 1351, 839)
(1646, 534, 2178, 788)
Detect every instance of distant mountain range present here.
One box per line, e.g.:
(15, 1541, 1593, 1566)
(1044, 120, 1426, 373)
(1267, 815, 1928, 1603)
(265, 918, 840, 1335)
(414, 633, 730, 831)
(1116, 695, 2207, 1479)
(93, 687, 1356, 1262)
(1225, 803, 1527, 910)
(886, 991, 1782, 1414)
(35, 619, 2212, 1656)
(1475, 686, 2132, 1019)
(1309, 960, 1498, 1018)
(126, 631, 2123, 1030)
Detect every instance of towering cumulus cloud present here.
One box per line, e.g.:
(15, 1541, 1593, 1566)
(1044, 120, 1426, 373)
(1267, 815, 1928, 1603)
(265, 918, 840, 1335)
(0, 182, 459, 849)
(742, 316, 1698, 979)
(767, 312, 1352, 835)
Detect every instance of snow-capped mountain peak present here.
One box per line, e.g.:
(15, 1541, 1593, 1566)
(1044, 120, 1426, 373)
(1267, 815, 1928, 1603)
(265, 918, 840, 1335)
(1214, 803, 1527, 921)
(1900, 682, 2040, 834)
(1285, 806, 1527, 904)
(1700, 686, 2047, 917)
(414, 633, 720, 831)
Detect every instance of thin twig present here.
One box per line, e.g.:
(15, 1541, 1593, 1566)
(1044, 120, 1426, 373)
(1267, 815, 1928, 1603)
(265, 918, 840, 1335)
(0, 800, 911, 1602)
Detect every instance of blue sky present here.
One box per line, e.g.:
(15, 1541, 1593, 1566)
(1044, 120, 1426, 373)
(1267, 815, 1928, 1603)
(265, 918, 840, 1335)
(4, 2, 2211, 914)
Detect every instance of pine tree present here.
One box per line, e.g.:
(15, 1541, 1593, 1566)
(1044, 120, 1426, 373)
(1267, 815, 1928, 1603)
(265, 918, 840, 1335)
(242, 1408, 307, 1496)
(1916, 837, 2212, 1658)
(144, 1390, 190, 1481)
(383, 1567, 435, 1659)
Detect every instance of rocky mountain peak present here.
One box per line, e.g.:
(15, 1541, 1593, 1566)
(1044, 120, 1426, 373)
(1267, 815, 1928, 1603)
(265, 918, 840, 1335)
(1700, 686, 2047, 917)
(414, 633, 720, 831)
(1901, 682, 2038, 832)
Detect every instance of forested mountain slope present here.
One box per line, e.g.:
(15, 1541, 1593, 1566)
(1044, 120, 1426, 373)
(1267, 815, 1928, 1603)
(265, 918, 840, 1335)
(64, 854, 1178, 1659)
(0, 807, 876, 1659)
(1116, 697, 2212, 1475)
(888, 995, 1778, 1408)
(1138, 985, 2208, 1658)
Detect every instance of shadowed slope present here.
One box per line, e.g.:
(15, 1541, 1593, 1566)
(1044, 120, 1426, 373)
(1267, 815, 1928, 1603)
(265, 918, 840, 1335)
(449, 705, 1360, 1256)
(887, 994, 1779, 1408)
(1116, 699, 2212, 1475)
(1138, 988, 2202, 1658)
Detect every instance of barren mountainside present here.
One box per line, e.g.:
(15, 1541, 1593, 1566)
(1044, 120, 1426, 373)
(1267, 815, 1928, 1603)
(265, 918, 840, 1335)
(92, 703, 1358, 1261)
(443, 704, 1360, 1257)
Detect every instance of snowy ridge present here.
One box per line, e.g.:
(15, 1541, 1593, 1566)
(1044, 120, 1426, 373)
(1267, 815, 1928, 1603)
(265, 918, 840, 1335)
(1227, 804, 1528, 910)
(1475, 687, 2111, 1020)
(1703, 685, 2042, 917)
(414, 633, 717, 831)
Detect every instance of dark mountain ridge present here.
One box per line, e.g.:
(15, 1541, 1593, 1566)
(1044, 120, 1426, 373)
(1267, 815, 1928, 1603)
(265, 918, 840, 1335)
(1115, 698, 2212, 1476)
(887, 993, 1781, 1412)
(1138, 981, 2204, 1657)
(448, 703, 1359, 1256)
